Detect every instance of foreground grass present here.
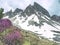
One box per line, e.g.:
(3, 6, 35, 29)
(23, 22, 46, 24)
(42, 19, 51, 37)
(0, 26, 57, 45)
(21, 29, 57, 45)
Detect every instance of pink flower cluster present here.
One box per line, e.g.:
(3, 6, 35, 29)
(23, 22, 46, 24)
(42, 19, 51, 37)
(4, 30, 22, 41)
(4, 30, 22, 45)
(0, 19, 12, 32)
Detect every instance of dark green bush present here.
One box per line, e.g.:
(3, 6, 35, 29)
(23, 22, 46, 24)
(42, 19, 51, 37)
(0, 8, 4, 19)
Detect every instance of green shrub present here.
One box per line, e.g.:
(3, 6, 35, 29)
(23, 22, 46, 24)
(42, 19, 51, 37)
(0, 8, 4, 19)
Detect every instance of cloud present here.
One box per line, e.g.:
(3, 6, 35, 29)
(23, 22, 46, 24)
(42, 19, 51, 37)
(48, 0, 60, 15)
(0, 0, 54, 11)
(7, 0, 33, 9)
(0, 0, 60, 15)
(0, 0, 14, 12)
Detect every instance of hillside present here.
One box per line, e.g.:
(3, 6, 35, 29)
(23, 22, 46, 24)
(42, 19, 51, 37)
(0, 19, 57, 45)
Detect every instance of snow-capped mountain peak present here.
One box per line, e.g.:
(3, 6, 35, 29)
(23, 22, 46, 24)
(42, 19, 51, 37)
(3, 2, 60, 42)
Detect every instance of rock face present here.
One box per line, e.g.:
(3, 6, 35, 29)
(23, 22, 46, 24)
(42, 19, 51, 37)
(33, 2, 50, 17)
(13, 8, 23, 16)
(51, 15, 60, 22)
(23, 2, 50, 17)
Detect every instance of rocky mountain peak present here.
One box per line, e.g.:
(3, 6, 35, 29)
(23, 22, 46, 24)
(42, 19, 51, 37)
(5, 2, 50, 18)
(33, 2, 50, 17)
(24, 4, 35, 16)
(23, 2, 50, 17)
(14, 8, 23, 14)
(51, 15, 60, 22)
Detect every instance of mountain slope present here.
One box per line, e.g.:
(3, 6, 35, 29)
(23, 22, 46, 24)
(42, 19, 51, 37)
(0, 25, 57, 45)
(0, 19, 57, 45)
(3, 2, 60, 43)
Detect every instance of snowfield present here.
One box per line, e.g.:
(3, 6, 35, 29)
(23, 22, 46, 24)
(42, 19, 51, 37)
(3, 14, 60, 42)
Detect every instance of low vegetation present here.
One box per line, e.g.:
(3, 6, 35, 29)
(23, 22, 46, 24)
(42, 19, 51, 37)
(0, 26, 57, 45)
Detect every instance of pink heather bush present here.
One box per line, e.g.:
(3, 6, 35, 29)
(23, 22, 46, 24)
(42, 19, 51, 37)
(4, 30, 22, 41)
(4, 30, 22, 45)
(0, 19, 12, 32)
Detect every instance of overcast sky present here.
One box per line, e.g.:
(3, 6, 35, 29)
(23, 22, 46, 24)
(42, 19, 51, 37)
(0, 0, 60, 16)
